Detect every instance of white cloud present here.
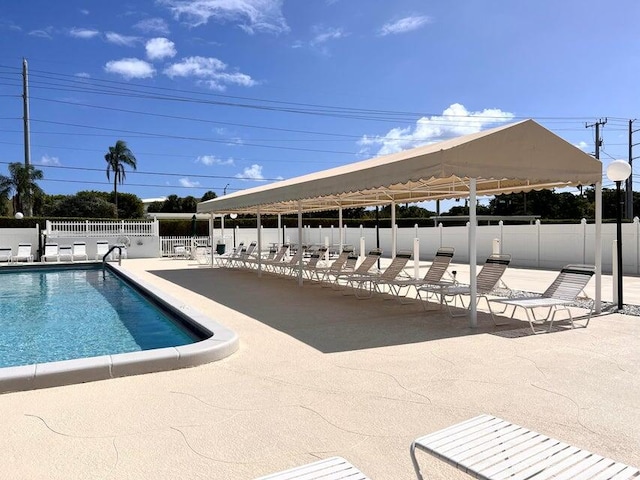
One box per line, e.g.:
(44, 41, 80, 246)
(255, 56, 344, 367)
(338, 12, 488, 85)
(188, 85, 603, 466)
(28, 28, 53, 39)
(105, 32, 140, 46)
(379, 15, 431, 36)
(40, 154, 60, 166)
(359, 103, 515, 156)
(134, 17, 170, 34)
(164, 56, 255, 90)
(235, 164, 265, 180)
(197, 155, 235, 166)
(158, 0, 289, 34)
(80, 9, 90, 15)
(575, 141, 589, 151)
(311, 26, 347, 45)
(179, 177, 201, 187)
(104, 58, 156, 79)
(146, 37, 177, 60)
(69, 27, 100, 38)
(75, 72, 91, 78)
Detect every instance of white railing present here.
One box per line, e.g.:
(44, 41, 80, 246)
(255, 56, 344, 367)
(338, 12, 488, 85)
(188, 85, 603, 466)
(160, 236, 211, 257)
(46, 219, 158, 237)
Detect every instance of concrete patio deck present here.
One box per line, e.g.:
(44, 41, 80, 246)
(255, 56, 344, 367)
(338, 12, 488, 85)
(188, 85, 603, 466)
(1, 258, 638, 479)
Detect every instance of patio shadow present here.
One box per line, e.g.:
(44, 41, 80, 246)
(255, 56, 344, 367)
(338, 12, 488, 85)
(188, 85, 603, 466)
(150, 268, 517, 353)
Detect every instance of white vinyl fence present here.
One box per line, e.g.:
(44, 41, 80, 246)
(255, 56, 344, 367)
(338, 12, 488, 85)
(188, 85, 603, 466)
(217, 219, 640, 274)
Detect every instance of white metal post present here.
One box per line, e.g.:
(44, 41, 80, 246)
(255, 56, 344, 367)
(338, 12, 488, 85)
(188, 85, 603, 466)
(257, 208, 262, 277)
(338, 207, 343, 253)
(297, 201, 303, 286)
(595, 181, 602, 314)
(469, 179, 478, 328)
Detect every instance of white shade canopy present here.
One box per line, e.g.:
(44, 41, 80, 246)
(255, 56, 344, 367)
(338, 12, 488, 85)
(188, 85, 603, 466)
(198, 119, 602, 215)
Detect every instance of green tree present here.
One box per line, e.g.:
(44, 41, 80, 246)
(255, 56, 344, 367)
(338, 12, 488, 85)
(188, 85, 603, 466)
(0, 162, 44, 216)
(43, 192, 116, 218)
(201, 190, 217, 202)
(104, 140, 137, 218)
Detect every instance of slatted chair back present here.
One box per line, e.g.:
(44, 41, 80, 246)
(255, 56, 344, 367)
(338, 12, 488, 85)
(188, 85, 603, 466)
(264, 247, 278, 261)
(476, 254, 511, 293)
(270, 244, 290, 263)
(16, 243, 32, 258)
(327, 246, 355, 273)
(353, 248, 383, 275)
(423, 247, 455, 283)
(542, 264, 595, 301)
(305, 246, 328, 269)
(0, 247, 11, 262)
(379, 251, 412, 281)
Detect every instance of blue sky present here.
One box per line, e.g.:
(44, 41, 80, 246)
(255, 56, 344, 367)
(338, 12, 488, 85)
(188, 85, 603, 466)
(1, 0, 639, 210)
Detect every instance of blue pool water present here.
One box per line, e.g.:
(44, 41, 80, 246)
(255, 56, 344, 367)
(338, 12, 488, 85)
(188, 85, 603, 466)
(0, 266, 201, 368)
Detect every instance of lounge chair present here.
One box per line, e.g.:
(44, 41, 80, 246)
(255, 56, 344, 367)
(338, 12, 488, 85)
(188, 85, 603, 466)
(58, 245, 73, 262)
(194, 245, 212, 265)
(376, 247, 455, 303)
(72, 242, 88, 261)
(313, 245, 355, 283)
(288, 246, 328, 278)
(0, 246, 12, 263)
(172, 244, 189, 259)
(214, 241, 244, 267)
(417, 253, 511, 316)
(232, 241, 258, 269)
(262, 243, 290, 272)
(254, 456, 371, 480)
(11, 243, 33, 263)
(331, 248, 383, 289)
(271, 248, 305, 276)
(42, 243, 60, 262)
(411, 414, 639, 480)
(344, 250, 413, 298)
(488, 264, 595, 333)
(95, 241, 110, 260)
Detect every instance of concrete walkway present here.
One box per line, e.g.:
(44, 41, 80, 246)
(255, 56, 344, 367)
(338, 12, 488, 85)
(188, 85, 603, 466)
(0, 259, 639, 479)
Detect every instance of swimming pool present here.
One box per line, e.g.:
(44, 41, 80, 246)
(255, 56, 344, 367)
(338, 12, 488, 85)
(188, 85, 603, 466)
(0, 263, 238, 393)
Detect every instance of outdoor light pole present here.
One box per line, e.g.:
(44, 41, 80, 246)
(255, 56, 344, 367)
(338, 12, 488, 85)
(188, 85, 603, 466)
(229, 213, 238, 248)
(606, 160, 632, 311)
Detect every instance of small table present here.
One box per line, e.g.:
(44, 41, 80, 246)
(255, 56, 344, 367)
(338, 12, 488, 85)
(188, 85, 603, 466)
(411, 414, 638, 480)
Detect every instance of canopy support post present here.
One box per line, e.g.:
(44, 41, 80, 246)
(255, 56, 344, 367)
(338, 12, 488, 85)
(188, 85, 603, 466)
(277, 213, 282, 247)
(209, 213, 214, 268)
(338, 206, 343, 254)
(298, 201, 303, 286)
(391, 200, 396, 258)
(257, 207, 262, 277)
(595, 181, 602, 313)
(469, 179, 478, 328)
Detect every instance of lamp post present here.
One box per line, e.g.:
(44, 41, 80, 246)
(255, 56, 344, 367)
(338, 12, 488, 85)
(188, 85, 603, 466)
(229, 213, 238, 248)
(606, 160, 632, 311)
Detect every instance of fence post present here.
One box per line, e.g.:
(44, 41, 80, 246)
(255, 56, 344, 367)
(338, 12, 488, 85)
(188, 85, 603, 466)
(359, 224, 365, 258)
(499, 220, 504, 253)
(439, 222, 443, 247)
(536, 219, 541, 268)
(413, 235, 420, 280)
(633, 217, 640, 275)
(581, 218, 587, 264)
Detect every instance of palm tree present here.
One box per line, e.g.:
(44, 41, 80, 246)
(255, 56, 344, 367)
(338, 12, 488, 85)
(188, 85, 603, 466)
(104, 140, 137, 218)
(0, 162, 44, 216)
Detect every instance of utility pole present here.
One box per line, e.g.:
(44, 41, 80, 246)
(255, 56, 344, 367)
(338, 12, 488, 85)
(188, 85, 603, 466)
(585, 118, 607, 161)
(22, 58, 32, 216)
(628, 119, 640, 219)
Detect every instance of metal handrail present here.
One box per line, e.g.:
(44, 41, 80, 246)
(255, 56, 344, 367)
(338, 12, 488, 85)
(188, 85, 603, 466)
(102, 246, 123, 278)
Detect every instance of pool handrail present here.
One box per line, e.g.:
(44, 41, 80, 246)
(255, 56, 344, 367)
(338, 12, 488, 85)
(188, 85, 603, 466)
(103, 246, 123, 277)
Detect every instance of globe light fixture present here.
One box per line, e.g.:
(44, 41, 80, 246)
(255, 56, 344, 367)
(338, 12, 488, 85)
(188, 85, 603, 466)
(606, 160, 632, 311)
(14, 212, 24, 220)
(229, 213, 238, 219)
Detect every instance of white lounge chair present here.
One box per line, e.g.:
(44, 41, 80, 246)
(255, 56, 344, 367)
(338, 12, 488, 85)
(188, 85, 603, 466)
(11, 243, 33, 263)
(194, 245, 212, 265)
(488, 264, 595, 333)
(254, 456, 371, 480)
(214, 241, 244, 267)
(95, 241, 110, 260)
(312, 245, 355, 283)
(58, 245, 73, 262)
(0, 246, 12, 263)
(411, 414, 639, 480)
(262, 243, 290, 272)
(42, 243, 60, 262)
(72, 242, 88, 261)
(344, 250, 413, 298)
(417, 253, 511, 316)
(377, 247, 455, 303)
(332, 248, 383, 289)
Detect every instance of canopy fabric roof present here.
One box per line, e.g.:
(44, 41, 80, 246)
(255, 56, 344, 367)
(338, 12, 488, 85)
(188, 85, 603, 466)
(198, 119, 602, 215)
